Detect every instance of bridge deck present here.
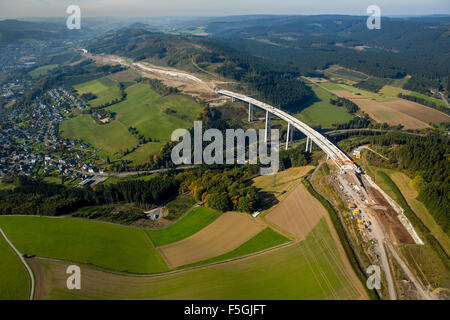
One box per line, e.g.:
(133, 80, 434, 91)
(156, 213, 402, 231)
(217, 89, 358, 172)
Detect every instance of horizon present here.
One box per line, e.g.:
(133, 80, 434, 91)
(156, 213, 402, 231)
(0, 0, 449, 19)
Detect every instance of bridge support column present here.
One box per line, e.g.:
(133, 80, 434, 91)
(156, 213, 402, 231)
(231, 97, 235, 103)
(286, 122, 293, 150)
(265, 110, 271, 142)
(309, 138, 313, 153)
(305, 136, 309, 152)
(248, 103, 253, 122)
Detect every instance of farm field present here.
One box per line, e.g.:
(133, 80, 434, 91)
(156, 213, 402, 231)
(389, 172, 450, 256)
(0, 216, 168, 274)
(157, 211, 266, 268)
(29, 64, 58, 79)
(295, 84, 353, 129)
(333, 95, 431, 129)
(107, 83, 202, 142)
(324, 65, 368, 82)
(179, 227, 290, 269)
(59, 113, 139, 155)
(380, 99, 450, 124)
(73, 77, 122, 107)
(60, 81, 202, 161)
(251, 165, 315, 210)
(30, 219, 365, 300)
(265, 184, 326, 241)
(123, 142, 163, 164)
(252, 166, 314, 211)
(0, 232, 30, 299)
(147, 206, 221, 247)
(379, 85, 446, 108)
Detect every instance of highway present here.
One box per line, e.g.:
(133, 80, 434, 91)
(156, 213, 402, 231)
(217, 89, 359, 173)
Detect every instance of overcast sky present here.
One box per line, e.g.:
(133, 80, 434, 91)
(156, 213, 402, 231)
(0, 0, 449, 19)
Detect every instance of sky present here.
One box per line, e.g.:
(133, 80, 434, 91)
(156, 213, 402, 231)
(0, 0, 449, 19)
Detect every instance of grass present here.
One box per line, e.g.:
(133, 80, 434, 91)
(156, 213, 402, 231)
(302, 178, 378, 300)
(379, 85, 446, 108)
(60, 114, 139, 155)
(34, 218, 364, 300)
(178, 227, 290, 269)
(329, 68, 368, 82)
(61, 82, 202, 161)
(147, 206, 220, 247)
(164, 193, 197, 221)
(0, 233, 30, 299)
(123, 142, 163, 164)
(251, 166, 314, 211)
(0, 216, 169, 274)
(29, 64, 58, 79)
(389, 172, 450, 256)
(108, 83, 202, 142)
(73, 77, 122, 107)
(295, 84, 353, 129)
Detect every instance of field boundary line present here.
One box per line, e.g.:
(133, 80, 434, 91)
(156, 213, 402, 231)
(0, 227, 35, 300)
(30, 240, 294, 279)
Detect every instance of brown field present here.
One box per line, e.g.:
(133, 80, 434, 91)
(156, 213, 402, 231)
(157, 212, 266, 268)
(347, 98, 430, 129)
(381, 99, 450, 124)
(332, 90, 366, 99)
(265, 184, 327, 241)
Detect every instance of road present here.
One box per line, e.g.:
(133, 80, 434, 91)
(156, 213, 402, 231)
(386, 241, 435, 300)
(0, 227, 35, 300)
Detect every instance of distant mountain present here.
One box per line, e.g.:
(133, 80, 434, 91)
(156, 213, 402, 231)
(0, 19, 83, 43)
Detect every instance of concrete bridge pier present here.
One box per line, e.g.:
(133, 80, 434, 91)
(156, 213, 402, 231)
(305, 136, 310, 152)
(248, 103, 253, 122)
(286, 122, 293, 150)
(265, 110, 271, 142)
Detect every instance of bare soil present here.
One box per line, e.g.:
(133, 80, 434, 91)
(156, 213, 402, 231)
(368, 187, 415, 245)
(157, 212, 266, 268)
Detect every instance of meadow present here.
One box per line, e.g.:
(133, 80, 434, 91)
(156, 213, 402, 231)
(60, 81, 202, 162)
(0, 216, 169, 274)
(147, 206, 221, 247)
(73, 77, 122, 107)
(0, 233, 30, 299)
(29, 64, 58, 79)
(31, 219, 364, 300)
(294, 84, 353, 129)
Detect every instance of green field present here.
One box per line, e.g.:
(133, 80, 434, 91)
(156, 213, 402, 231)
(60, 114, 139, 155)
(328, 68, 368, 82)
(0, 233, 30, 299)
(60, 81, 202, 161)
(295, 84, 353, 128)
(179, 227, 290, 269)
(322, 82, 395, 101)
(108, 83, 202, 142)
(379, 85, 446, 108)
(29, 64, 58, 79)
(123, 142, 163, 164)
(34, 218, 363, 299)
(0, 216, 168, 274)
(73, 77, 122, 107)
(147, 206, 221, 246)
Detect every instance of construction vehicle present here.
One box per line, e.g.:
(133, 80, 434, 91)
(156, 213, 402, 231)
(353, 208, 360, 214)
(348, 203, 356, 209)
(358, 225, 366, 229)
